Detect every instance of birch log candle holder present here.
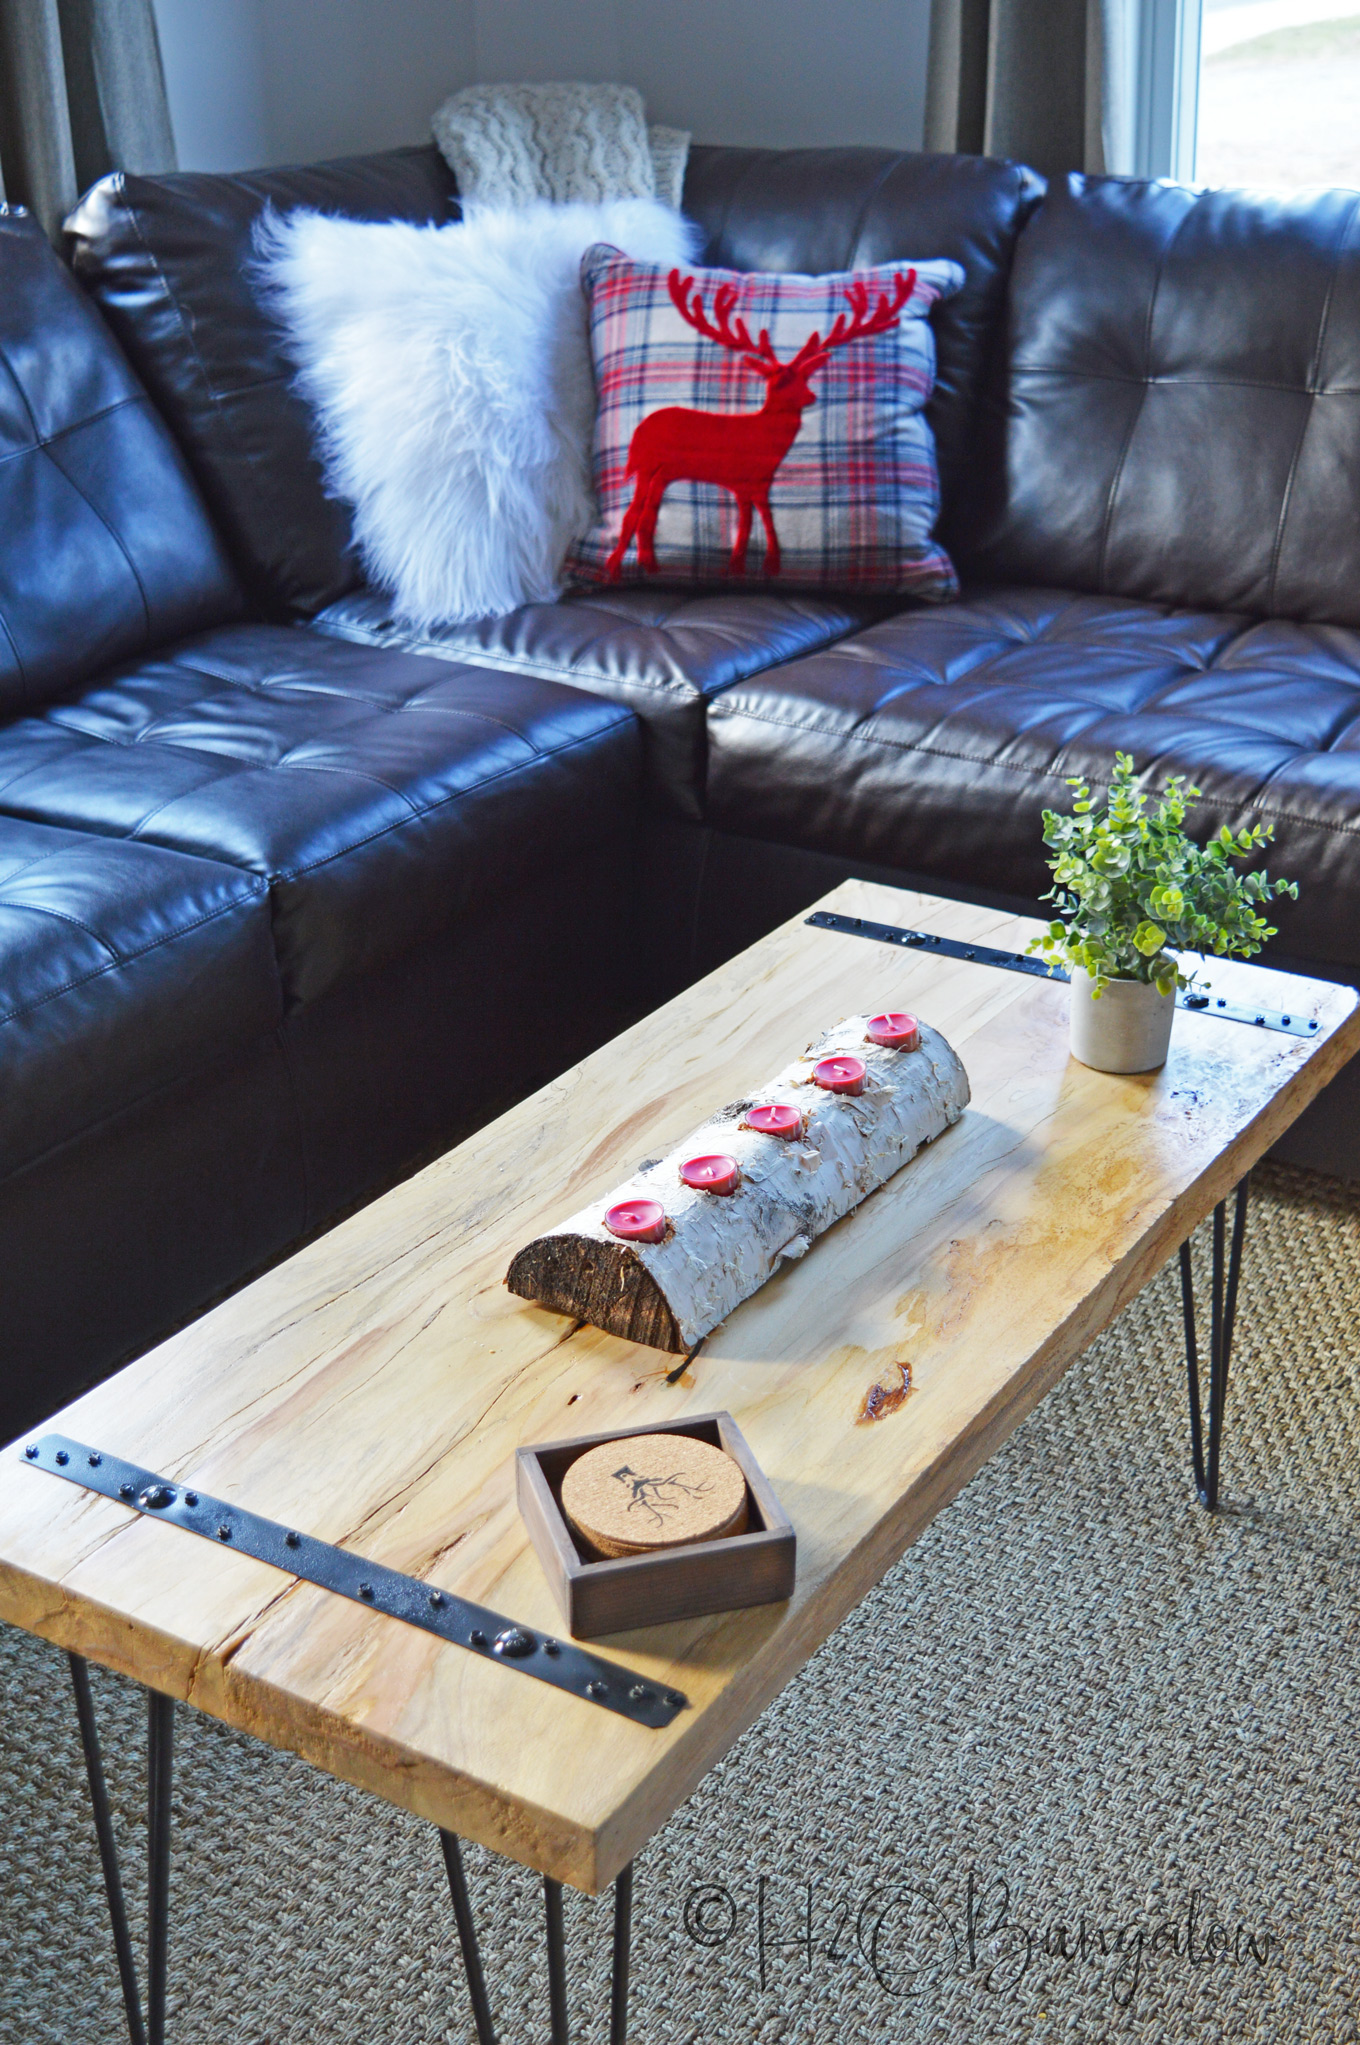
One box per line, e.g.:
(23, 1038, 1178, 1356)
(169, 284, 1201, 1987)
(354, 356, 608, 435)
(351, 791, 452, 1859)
(506, 1014, 970, 1353)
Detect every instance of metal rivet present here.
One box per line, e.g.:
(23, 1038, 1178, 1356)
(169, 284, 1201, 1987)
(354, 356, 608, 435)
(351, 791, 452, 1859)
(429, 1590, 444, 1608)
(666, 1691, 685, 1709)
(493, 1626, 535, 1659)
(54, 1451, 69, 1466)
(469, 1629, 487, 1648)
(24, 1445, 37, 1459)
(586, 1679, 607, 1699)
(217, 1524, 231, 1540)
(184, 1492, 198, 1508)
(138, 1484, 175, 1511)
(1254, 1015, 1265, 1026)
(88, 1453, 102, 1467)
(285, 1531, 300, 1548)
(358, 1582, 374, 1600)
(119, 1482, 134, 1499)
(1282, 1015, 1291, 1025)
(542, 1639, 560, 1657)
(628, 1683, 653, 1703)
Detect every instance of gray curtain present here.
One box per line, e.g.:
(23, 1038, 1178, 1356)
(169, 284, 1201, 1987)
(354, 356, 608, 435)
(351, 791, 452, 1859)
(925, 0, 1136, 178)
(0, 0, 176, 240)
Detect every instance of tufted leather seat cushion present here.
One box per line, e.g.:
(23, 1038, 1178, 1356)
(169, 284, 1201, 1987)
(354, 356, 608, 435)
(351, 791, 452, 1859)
(0, 814, 277, 1177)
(67, 147, 459, 617)
(706, 586, 1360, 971)
(0, 625, 640, 1009)
(0, 210, 240, 718)
(970, 176, 1360, 622)
(313, 584, 887, 819)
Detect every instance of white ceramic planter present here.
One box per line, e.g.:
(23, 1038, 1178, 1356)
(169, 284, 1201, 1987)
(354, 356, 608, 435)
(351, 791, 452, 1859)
(1069, 967, 1176, 1074)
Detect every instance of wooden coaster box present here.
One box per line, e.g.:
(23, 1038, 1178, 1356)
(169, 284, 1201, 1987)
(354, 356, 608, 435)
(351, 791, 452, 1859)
(516, 1411, 796, 1639)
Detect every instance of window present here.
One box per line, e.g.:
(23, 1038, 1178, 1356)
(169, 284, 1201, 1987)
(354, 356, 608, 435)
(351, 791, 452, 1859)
(1196, 0, 1360, 190)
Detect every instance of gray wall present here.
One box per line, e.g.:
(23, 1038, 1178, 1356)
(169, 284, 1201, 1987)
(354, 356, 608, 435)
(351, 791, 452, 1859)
(153, 0, 931, 173)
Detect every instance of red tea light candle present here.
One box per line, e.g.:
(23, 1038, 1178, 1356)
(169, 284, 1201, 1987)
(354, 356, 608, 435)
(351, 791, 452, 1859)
(812, 1053, 866, 1095)
(745, 1102, 802, 1140)
(605, 1199, 667, 1243)
(866, 1012, 920, 1052)
(680, 1153, 741, 1196)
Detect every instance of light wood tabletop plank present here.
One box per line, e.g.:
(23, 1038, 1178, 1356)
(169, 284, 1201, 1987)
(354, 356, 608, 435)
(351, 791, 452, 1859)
(1, 881, 1355, 1890)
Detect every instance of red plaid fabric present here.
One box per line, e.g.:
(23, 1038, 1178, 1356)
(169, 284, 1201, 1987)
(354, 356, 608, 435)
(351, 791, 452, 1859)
(566, 248, 963, 595)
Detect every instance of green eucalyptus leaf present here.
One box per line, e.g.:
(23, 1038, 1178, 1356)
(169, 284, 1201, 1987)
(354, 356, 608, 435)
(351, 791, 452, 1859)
(1034, 753, 1300, 986)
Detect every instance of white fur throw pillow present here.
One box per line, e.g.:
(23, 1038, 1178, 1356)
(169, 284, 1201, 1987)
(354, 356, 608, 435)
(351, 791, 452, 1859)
(255, 199, 699, 627)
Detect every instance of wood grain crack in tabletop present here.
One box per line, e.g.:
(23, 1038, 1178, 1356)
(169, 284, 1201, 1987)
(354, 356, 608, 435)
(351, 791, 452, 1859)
(234, 1218, 475, 1360)
(51, 1504, 148, 1581)
(418, 1526, 475, 1574)
(337, 1347, 552, 1553)
(189, 1581, 315, 1698)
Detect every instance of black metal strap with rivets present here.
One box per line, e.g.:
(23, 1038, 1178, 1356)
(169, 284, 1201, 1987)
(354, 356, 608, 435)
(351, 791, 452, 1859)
(22, 1435, 687, 1729)
(806, 910, 1322, 1040)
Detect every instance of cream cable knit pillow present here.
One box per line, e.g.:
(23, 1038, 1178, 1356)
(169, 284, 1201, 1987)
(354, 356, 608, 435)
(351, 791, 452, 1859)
(433, 81, 689, 209)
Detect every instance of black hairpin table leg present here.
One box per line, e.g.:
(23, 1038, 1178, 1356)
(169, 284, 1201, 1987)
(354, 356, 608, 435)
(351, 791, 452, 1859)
(439, 1830, 497, 2045)
(68, 1660, 176, 2045)
(611, 1862, 634, 2045)
(68, 1654, 148, 2045)
(439, 1840, 635, 2045)
(1179, 1174, 1250, 1511)
(146, 1690, 174, 2045)
(544, 1876, 569, 2045)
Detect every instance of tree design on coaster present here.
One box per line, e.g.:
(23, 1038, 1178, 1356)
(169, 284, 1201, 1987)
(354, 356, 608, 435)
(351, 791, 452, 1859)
(560, 1433, 749, 1556)
(609, 1461, 717, 1531)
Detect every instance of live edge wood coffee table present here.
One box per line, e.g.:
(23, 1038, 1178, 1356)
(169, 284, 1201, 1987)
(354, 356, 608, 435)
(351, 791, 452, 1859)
(2, 881, 1357, 2045)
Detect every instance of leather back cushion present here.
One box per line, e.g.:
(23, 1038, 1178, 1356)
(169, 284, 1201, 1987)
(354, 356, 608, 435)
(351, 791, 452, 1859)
(681, 146, 1045, 560)
(0, 210, 240, 718)
(67, 146, 460, 619)
(971, 174, 1360, 624)
(70, 143, 1041, 615)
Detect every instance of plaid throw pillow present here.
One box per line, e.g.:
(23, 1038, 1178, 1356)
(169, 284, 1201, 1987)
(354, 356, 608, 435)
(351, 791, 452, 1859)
(566, 247, 964, 595)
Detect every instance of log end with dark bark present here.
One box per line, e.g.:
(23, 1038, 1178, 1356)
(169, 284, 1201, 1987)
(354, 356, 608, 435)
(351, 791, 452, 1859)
(506, 1234, 685, 1353)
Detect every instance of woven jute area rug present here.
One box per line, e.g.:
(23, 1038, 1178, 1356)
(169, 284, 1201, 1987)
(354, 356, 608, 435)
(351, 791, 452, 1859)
(2, 1161, 1357, 2045)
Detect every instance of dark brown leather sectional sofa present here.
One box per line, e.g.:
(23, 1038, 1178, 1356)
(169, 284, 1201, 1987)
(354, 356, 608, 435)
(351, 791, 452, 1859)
(3, 139, 1358, 1439)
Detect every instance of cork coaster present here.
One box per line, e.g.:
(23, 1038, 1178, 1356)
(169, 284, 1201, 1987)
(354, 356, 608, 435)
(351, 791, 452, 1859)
(560, 1433, 749, 1559)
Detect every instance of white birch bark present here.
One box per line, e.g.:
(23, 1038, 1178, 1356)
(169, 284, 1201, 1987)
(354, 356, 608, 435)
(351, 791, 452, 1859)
(510, 1016, 970, 1349)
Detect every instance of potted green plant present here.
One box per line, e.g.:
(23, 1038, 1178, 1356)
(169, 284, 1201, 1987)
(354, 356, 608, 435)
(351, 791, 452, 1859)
(1027, 753, 1299, 1074)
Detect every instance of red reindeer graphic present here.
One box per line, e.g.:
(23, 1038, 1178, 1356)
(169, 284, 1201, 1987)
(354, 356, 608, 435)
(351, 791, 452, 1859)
(605, 265, 917, 580)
